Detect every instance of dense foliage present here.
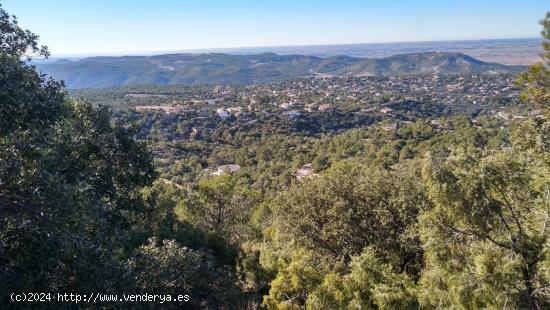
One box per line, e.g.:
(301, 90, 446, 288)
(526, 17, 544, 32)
(0, 6, 243, 309)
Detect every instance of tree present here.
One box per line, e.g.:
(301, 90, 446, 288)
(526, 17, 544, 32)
(0, 6, 60, 137)
(307, 249, 418, 310)
(270, 163, 428, 277)
(0, 4, 156, 301)
(420, 150, 550, 309)
(179, 174, 259, 242)
(0, 7, 48, 59)
(415, 13, 550, 309)
(262, 250, 325, 310)
(311, 152, 330, 172)
(128, 238, 241, 309)
(517, 12, 550, 108)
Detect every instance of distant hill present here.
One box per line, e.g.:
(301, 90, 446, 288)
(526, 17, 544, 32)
(36, 52, 525, 89)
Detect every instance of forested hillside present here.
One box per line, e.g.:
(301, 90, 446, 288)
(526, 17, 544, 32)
(1, 4, 550, 309)
(36, 51, 524, 89)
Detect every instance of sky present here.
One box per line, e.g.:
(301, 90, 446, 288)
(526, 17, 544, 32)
(2, 0, 548, 56)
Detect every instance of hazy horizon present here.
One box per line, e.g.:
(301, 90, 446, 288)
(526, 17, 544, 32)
(3, 0, 547, 56)
(34, 38, 543, 67)
(33, 37, 539, 58)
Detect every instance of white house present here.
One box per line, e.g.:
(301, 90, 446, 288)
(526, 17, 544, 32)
(216, 108, 230, 119)
(210, 164, 241, 176)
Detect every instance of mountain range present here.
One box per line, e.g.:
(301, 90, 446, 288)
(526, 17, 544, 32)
(36, 52, 525, 89)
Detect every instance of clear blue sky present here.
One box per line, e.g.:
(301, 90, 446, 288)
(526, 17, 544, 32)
(2, 0, 548, 56)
